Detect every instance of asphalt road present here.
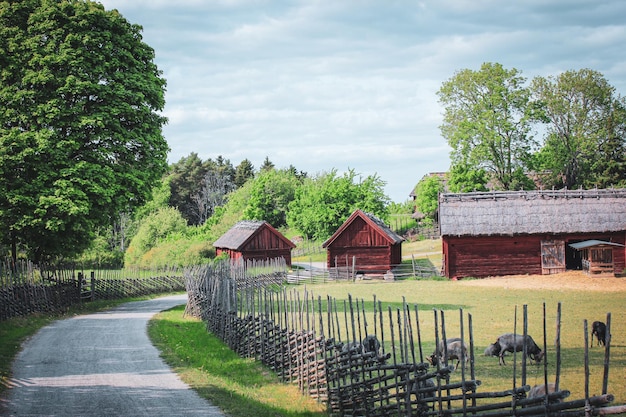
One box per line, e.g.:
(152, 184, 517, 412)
(1, 295, 225, 417)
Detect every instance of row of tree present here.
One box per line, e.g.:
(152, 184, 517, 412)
(414, 63, 626, 221)
(0, 0, 394, 267)
(116, 163, 390, 268)
(439, 63, 626, 193)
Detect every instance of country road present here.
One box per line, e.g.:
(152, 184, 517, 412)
(1, 295, 225, 417)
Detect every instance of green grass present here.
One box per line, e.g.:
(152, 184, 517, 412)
(298, 279, 626, 405)
(148, 306, 325, 417)
(4, 275, 626, 415)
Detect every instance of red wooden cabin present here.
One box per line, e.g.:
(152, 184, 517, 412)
(213, 220, 295, 266)
(323, 209, 404, 273)
(439, 189, 626, 279)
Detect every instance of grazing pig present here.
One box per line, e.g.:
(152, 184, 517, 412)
(342, 334, 382, 357)
(362, 334, 381, 355)
(412, 377, 437, 408)
(591, 321, 607, 347)
(485, 333, 544, 366)
(528, 383, 560, 402)
(428, 337, 468, 370)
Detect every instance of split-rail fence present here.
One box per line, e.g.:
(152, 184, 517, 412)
(0, 259, 185, 321)
(185, 258, 626, 417)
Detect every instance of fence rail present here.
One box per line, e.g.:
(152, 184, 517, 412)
(0, 260, 185, 321)
(185, 258, 625, 417)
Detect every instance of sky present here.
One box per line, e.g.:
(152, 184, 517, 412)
(98, 0, 626, 202)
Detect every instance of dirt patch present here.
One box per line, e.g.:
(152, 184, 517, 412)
(457, 270, 626, 292)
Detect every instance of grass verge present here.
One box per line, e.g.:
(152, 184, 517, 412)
(147, 305, 325, 417)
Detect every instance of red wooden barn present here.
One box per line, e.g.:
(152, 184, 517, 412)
(213, 220, 296, 266)
(439, 188, 626, 279)
(322, 209, 404, 273)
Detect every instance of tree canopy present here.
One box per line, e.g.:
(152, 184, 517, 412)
(438, 62, 538, 191)
(531, 69, 626, 189)
(0, 0, 169, 263)
(286, 169, 389, 240)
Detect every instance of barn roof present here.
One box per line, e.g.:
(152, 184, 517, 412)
(439, 188, 626, 237)
(322, 209, 404, 248)
(213, 220, 295, 250)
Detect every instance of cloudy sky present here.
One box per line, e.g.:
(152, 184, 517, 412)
(98, 0, 626, 202)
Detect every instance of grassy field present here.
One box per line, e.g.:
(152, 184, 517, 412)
(146, 275, 626, 415)
(3, 248, 625, 416)
(294, 277, 626, 406)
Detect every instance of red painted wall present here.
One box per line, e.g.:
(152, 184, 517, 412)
(326, 217, 402, 272)
(443, 232, 625, 279)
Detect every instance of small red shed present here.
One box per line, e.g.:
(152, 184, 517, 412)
(213, 220, 296, 266)
(439, 189, 626, 279)
(322, 210, 404, 273)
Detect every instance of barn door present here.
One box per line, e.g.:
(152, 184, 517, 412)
(541, 240, 566, 274)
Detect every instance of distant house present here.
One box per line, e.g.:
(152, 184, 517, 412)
(213, 220, 296, 266)
(323, 210, 404, 273)
(439, 189, 626, 279)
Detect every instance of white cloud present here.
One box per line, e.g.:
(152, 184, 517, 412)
(98, 0, 626, 201)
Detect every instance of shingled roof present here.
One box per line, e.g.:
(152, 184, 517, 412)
(323, 209, 404, 248)
(439, 188, 626, 237)
(213, 220, 295, 250)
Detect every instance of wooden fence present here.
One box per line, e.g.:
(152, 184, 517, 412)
(185, 258, 626, 417)
(0, 260, 185, 321)
(287, 259, 440, 285)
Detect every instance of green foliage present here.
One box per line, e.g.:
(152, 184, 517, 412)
(531, 69, 626, 189)
(124, 207, 188, 267)
(234, 158, 255, 187)
(206, 180, 254, 241)
(447, 163, 489, 193)
(243, 168, 300, 227)
(438, 62, 538, 191)
(74, 231, 124, 268)
(286, 169, 390, 240)
(387, 200, 415, 216)
(0, 0, 168, 263)
(414, 175, 444, 220)
(135, 177, 173, 221)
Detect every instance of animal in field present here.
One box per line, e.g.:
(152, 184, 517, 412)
(412, 377, 437, 409)
(341, 334, 382, 356)
(528, 383, 559, 401)
(591, 321, 607, 347)
(484, 333, 544, 366)
(362, 334, 381, 355)
(427, 337, 468, 370)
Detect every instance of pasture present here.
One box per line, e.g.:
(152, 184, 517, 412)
(298, 271, 626, 406)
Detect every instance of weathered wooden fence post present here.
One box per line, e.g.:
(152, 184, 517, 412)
(90, 271, 95, 301)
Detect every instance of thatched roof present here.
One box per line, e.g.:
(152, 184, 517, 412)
(439, 189, 626, 237)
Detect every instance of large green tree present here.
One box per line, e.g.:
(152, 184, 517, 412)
(243, 168, 300, 227)
(531, 69, 626, 189)
(286, 169, 389, 240)
(438, 62, 538, 191)
(0, 0, 169, 263)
